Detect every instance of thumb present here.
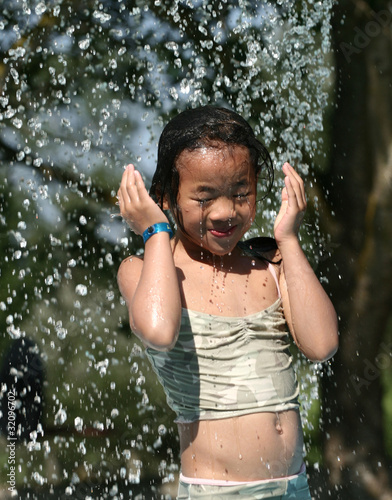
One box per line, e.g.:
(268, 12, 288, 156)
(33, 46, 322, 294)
(274, 187, 289, 230)
(281, 186, 288, 202)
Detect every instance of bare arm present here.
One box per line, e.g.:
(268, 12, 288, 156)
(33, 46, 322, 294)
(274, 163, 339, 362)
(117, 165, 181, 351)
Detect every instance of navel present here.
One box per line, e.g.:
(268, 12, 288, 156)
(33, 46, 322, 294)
(275, 412, 284, 435)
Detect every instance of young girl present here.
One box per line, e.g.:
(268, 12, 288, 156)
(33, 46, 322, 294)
(117, 106, 338, 499)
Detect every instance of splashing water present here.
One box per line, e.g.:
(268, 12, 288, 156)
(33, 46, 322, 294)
(0, 0, 334, 497)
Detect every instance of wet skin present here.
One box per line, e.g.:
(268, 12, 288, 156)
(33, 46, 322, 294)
(173, 144, 257, 259)
(170, 146, 304, 480)
(178, 411, 304, 481)
(174, 241, 304, 481)
(116, 144, 333, 481)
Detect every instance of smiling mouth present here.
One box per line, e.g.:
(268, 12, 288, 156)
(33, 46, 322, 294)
(209, 226, 237, 238)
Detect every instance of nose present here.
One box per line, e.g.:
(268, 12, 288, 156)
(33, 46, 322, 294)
(209, 197, 235, 222)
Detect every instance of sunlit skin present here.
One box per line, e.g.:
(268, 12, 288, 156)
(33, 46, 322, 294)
(174, 145, 257, 259)
(117, 143, 339, 481)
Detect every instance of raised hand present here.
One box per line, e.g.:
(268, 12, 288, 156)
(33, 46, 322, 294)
(117, 164, 169, 235)
(274, 163, 306, 245)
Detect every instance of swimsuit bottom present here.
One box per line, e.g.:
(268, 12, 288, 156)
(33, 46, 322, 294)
(177, 463, 311, 500)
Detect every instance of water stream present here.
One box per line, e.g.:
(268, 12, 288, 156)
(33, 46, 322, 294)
(1, 1, 334, 498)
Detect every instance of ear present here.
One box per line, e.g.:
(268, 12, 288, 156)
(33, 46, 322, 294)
(155, 188, 171, 211)
(162, 195, 170, 211)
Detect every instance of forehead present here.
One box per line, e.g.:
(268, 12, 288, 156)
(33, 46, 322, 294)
(176, 144, 254, 186)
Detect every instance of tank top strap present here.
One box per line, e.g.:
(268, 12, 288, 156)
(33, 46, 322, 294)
(267, 262, 281, 299)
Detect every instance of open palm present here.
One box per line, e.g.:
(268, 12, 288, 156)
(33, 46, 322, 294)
(274, 163, 306, 244)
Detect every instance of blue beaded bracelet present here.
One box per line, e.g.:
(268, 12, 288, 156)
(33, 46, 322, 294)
(142, 223, 174, 244)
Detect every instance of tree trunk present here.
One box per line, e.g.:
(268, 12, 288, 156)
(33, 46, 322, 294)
(319, 1, 392, 498)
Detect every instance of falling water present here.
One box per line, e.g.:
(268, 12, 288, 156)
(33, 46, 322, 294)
(0, 0, 334, 498)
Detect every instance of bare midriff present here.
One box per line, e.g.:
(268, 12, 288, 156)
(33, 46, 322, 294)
(178, 410, 304, 481)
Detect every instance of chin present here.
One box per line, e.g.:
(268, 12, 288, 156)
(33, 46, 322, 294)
(208, 242, 238, 257)
(187, 233, 239, 258)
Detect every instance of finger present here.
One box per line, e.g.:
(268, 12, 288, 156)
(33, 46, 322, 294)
(284, 175, 305, 213)
(125, 164, 141, 205)
(283, 163, 302, 191)
(281, 186, 288, 202)
(285, 164, 306, 203)
(134, 169, 148, 200)
(117, 187, 129, 218)
(288, 168, 306, 206)
(119, 165, 132, 204)
(284, 175, 297, 208)
(117, 183, 128, 210)
(128, 168, 144, 207)
(283, 164, 306, 209)
(118, 168, 136, 218)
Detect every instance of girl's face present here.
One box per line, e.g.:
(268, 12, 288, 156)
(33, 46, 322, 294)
(174, 143, 257, 256)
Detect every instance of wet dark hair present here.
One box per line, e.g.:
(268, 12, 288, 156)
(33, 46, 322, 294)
(150, 105, 274, 227)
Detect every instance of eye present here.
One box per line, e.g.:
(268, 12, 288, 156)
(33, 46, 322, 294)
(196, 197, 214, 205)
(234, 192, 250, 200)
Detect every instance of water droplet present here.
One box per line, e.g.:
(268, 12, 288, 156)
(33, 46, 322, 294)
(95, 359, 109, 377)
(169, 86, 179, 100)
(158, 424, 167, 436)
(12, 118, 23, 129)
(74, 417, 83, 432)
(75, 284, 88, 296)
(78, 38, 90, 50)
(81, 139, 91, 152)
(45, 275, 53, 285)
(54, 408, 67, 426)
(78, 442, 87, 455)
(93, 10, 111, 24)
(35, 2, 47, 15)
(56, 327, 67, 340)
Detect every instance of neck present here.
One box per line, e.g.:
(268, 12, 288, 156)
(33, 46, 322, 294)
(173, 235, 240, 269)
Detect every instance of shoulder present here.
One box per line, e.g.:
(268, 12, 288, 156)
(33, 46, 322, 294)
(238, 237, 282, 265)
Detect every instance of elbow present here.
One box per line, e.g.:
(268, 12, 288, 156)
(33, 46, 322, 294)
(305, 337, 339, 363)
(303, 314, 339, 362)
(307, 345, 338, 363)
(130, 316, 180, 352)
(145, 330, 180, 352)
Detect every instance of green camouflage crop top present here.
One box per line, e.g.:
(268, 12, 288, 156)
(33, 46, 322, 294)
(145, 239, 300, 423)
